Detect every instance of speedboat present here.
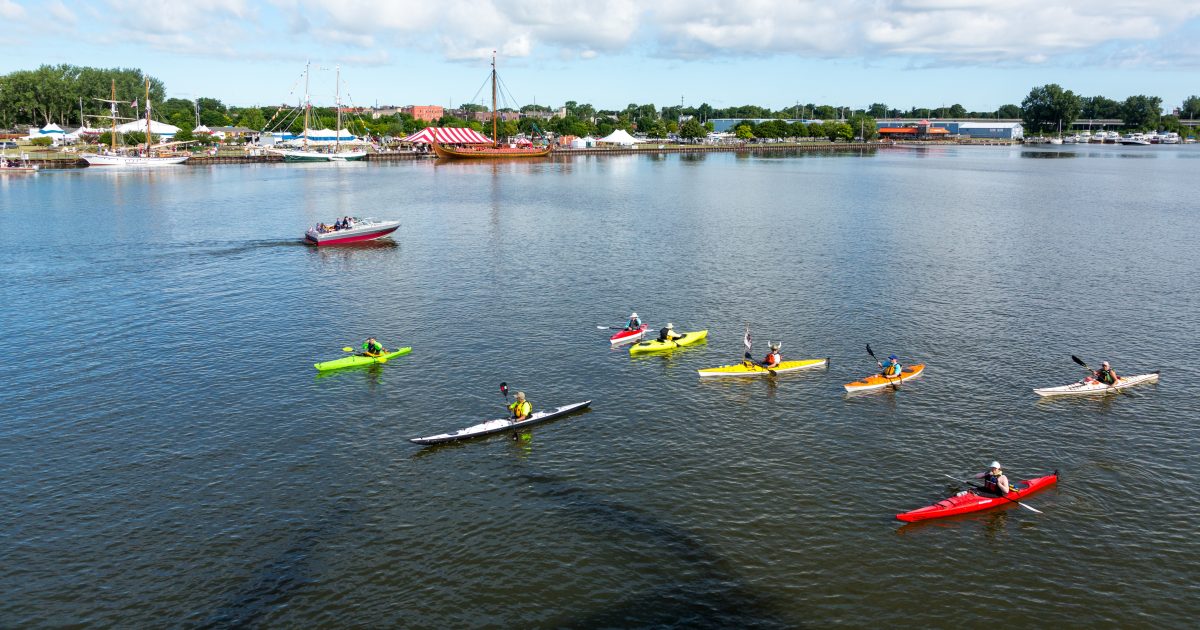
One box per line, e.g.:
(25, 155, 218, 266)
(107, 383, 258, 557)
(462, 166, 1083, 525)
(0, 155, 40, 173)
(1119, 133, 1151, 145)
(305, 218, 400, 245)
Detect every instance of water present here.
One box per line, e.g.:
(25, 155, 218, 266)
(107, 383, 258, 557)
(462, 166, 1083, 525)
(2, 145, 1198, 627)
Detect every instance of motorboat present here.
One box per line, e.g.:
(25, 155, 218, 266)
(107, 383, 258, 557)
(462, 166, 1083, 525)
(305, 217, 400, 245)
(0, 154, 40, 173)
(1119, 133, 1151, 145)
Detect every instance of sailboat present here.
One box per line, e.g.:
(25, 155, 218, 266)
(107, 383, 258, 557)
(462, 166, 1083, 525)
(432, 52, 552, 160)
(269, 62, 366, 162)
(82, 79, 189, 166)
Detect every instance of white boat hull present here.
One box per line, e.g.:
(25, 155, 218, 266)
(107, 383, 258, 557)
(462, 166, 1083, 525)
(82, 154, 188, 167)
(1034, 372, 1160, 397)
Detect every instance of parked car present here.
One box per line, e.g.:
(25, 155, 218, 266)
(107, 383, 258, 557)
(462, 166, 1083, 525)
(0, 141, 18, 149)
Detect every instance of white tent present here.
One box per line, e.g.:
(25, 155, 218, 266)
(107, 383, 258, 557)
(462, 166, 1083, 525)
(597, 129, 643, 146)
(63, 126, 102, 143)
(28, 123, 66, 143)
(116, 119, 180, 138)
(193, 124, 212, 134)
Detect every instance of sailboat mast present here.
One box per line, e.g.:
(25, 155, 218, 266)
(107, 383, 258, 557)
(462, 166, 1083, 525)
(303, 60, 311, 150)
(144, 79, 151, 156)
(491, 51, 498, 148)
(110, 79, 117, 151)
(335, 64, 341, 153)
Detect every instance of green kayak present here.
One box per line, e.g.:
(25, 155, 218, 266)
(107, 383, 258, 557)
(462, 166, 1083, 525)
(314, 346, 411, 371)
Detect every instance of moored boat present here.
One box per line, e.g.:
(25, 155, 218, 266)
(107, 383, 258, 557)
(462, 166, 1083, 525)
(410, 400, 591, 445)
(432, 53, 552, 160)
(305, 218, 400, 245)
(81, 78, 189, 167)
(1033, 371, 1159, 397)
(698, 357, 828, 378)
(844, 364, 925, 393)
(0, 155, 40, 173)
(896, 472, 1058, 522)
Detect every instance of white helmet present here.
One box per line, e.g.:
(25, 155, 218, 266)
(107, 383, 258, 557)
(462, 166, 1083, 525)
(666, 323, 674, 329)
(989, 461, 1002, 470)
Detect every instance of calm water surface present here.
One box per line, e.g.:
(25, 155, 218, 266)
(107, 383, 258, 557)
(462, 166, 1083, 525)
(2, 144, 1198, 627)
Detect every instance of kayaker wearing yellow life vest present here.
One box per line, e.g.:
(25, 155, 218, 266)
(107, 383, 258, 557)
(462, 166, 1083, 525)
(658, 323, 684, 343)
(508, 391, 532, 420)
(362, 338, 385, 357)
(975, 461, 1010, 495)
(879, 354, 902, 377)
(1093, 361, 1118, 385)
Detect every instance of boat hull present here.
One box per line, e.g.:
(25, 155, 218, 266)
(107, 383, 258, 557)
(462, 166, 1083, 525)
(698, 357, 828, 378)
(410, 401, 592, 445)
(896, 473, 1058, 522)
(844, 364, 925, 392)
(305, 220, 400, 245)
(610, 324, 648, 345)
(1033, 372, 1159, 397)
(82, 154, 189, 167)
(314, 346, 412, 371)
(432, 142, 552, 160)
(629, 330, 708, 355)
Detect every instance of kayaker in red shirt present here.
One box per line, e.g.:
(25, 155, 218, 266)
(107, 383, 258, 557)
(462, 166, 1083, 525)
(975, 461, 1010, 495)
(1093, 361, 1118, 385)
(762, 342, 782, 368)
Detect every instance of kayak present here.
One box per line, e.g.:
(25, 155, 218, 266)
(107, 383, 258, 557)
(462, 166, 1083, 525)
(698, 357, 829, 378)
(1033, 372, 1159, 397)
(896, 472, 1058, 522)
(844, 363, 925, 392)
(610, 324, 648, 345)
(409, 400, 592, 445)
(313, 346, 412, 371)
(629, 330, 708, 355)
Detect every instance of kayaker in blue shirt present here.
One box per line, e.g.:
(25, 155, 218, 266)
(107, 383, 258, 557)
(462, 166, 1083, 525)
(658, 322, 684, 343)
(508, 391, 531, 420)
(975, 461, 1010, 495)
(624, 312, 641, 331)
(1093, 361, 1118, 385)
(362, 338, 385, 357)
(879, 354, 902, 377)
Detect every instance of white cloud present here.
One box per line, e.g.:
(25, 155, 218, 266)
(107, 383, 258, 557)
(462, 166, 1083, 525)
(1, 0, 25, 19)
(48, 0, 77, 24)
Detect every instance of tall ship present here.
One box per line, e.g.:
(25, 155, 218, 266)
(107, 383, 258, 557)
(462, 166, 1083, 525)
(82, 79, 189, 167)
(432, 53, 552, 160)
(269, 62, 367, 162)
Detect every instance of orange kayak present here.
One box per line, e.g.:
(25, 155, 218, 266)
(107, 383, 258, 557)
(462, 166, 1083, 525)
(844, 364, 925, 392)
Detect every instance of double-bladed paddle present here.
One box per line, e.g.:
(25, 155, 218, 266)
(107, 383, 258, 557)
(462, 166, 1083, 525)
(1071, 355, 1130, 396)
(942, 474, 1043, 514)
(866, 344, 899, 391)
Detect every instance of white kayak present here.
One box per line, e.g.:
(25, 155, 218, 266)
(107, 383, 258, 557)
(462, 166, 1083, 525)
(409, 401, 591, 445)
(1033, 372, 1160, 397)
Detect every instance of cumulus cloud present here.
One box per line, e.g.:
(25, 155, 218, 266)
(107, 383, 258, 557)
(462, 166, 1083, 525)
(1, 0, 24, 19)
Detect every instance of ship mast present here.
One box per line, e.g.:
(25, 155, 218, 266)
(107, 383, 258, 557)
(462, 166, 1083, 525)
(335, 64, 341, 154)
(302, 60, 311, 150)
(110, 80, 117, 151)
(143, 79, 151, 156)
(491, 51, 498, 149)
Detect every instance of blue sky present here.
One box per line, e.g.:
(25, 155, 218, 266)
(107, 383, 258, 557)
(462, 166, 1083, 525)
(3, 0, 1199, 112)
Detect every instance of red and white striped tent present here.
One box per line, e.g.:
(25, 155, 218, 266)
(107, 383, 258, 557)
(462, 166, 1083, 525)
(401, 127, 492, 144)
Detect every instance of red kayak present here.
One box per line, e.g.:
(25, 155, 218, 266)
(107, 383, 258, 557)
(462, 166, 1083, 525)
(896, 472, 1058, 522)
(610, 324, 648, 345)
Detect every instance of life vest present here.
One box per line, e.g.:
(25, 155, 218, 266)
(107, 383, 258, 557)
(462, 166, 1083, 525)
(1096, 368, 1116, 385)
(363, 341, 383, 355)
(881, 360, 901, 377)
(510, 400, 532, 419)
(627, 319, 641, 330)
(982, 471, 1008, 495)
(659, 327, 672, 341)
(764, 351, 781, 367)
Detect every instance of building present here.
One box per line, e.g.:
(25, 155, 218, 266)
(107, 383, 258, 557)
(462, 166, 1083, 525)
(401, 106, 444, 122)
(876, 120, 953, 140)
(957, 122, 1023, 140)
(470, 111, 521, 123)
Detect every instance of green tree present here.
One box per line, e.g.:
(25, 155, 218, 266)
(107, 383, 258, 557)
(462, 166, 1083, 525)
(679, 118, 707, 141)
(1080, 96, 1121, 119)
(848, 113, 878, 140)
(868, 103, 889, 118)
(1020, 84, 1082, 133)
(948, 104, 967, 118)
(1181, 95, 1200, 120)
(173, 127, 195, 142)
(996, 104, 1022, 118)
(1121, 95, 1162, 131)
(236, 108, 266, 130)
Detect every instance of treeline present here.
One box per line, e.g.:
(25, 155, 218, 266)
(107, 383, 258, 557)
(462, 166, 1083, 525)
(0, 65, 165, 128)
(1020, 84, 1200, 134)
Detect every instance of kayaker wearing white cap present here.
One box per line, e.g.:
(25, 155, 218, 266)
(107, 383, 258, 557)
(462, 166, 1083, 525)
(624, 311, 642, 331)
(975, 461, 1010, 495)
(658, 322, 684, 343)
(508, 391, 531, 421)
(1093, 361, 1118, 385)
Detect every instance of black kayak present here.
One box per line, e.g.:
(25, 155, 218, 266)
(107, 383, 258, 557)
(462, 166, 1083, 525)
(409, 401, 592, 445)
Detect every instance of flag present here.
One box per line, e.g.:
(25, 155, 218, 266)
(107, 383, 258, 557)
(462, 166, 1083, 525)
(131, 99, 137, 107)
(743, 326, 752, 357)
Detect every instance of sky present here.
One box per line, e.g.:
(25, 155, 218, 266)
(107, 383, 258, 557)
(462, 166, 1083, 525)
(3, 0, 1200, 113)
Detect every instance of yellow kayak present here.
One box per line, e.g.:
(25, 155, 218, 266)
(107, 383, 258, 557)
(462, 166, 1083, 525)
(629, 330, 708, 355)
(697, 357, 828, 378)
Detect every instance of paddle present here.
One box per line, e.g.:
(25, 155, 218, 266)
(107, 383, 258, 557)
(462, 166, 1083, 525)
(866, 344, 899, 391)
(1071, 355, 1130, 396)
(943, 474, 1043, 514)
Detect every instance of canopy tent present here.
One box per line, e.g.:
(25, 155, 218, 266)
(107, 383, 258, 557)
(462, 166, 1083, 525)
(116, 119, 180, 138)
(193, 124, 212, 134)
(597, 129, 643, 146)
(401, 127, 491, 144)
(302, 128, 357, 142)
(63, 126, 102, 143)
(28, 123, 65, 137)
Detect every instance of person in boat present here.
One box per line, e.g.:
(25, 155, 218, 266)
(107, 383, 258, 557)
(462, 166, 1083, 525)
(1092, 361, 1119, 385)
(361, 338, 386, 357)
(334, 217, 345, 230)
(975, 461, 1010, 495)
(508, 391, 532, 421)
(624, 312, 642, 331)
(762, 342, 782, 368)
(879, 354, 902, 378)
(658, 322, 684, 343)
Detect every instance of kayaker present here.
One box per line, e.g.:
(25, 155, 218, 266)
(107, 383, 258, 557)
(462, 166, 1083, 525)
(1093, 361, 1119, 385)
(975, 461, 1010, 495)
(362, 338, 386, 357)
(762, 342, 782, 368)
(658, 323, 684, 343)
(879, 354, 902, 378)
(624, 312, 642, 331)
(508, 391, 532, 421)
